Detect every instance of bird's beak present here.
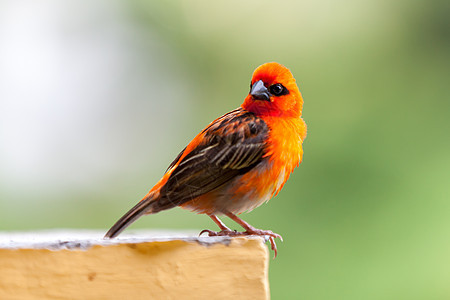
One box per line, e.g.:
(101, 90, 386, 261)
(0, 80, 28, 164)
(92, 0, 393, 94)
(250, 80, 270, 101)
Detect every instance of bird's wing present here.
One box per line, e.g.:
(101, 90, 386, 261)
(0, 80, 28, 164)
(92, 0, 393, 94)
(156, 108, 269, 210)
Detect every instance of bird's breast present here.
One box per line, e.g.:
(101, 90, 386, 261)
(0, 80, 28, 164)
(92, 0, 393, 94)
(264, 116, 306, 172)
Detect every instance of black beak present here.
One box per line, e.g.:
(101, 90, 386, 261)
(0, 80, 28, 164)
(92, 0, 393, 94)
(250, 80, 270, 101)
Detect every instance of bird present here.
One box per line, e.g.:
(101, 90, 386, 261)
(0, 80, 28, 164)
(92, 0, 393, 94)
(105, 62, 307, 257)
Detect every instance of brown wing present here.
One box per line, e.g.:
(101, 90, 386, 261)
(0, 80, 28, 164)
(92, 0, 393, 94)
(155, 108, 269, 212)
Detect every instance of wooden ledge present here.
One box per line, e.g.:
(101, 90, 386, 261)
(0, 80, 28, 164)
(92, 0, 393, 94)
(0, 230, 269, 300)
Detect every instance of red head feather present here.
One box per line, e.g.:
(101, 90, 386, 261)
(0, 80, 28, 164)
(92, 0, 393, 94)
(242, 62, 303, 118)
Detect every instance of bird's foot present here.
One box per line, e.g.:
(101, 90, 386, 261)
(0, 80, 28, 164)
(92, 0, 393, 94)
(242, 228, 283, 241)
(199, 228, 283, 258)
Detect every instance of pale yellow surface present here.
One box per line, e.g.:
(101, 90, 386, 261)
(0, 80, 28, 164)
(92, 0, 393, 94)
(0, 234, 269, 300)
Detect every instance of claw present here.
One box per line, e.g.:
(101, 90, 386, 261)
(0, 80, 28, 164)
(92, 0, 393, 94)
(199, 229, 215, 237)
(269, 236, 278, 258)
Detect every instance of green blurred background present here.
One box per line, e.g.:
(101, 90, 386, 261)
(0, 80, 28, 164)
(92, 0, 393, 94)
(0, 0, 449, 299)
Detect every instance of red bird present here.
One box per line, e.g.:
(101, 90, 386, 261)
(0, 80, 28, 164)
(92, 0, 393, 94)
(105, 62, 307, 257)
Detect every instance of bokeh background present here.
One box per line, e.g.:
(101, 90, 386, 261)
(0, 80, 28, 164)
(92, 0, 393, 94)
(1, 0, 449, 299)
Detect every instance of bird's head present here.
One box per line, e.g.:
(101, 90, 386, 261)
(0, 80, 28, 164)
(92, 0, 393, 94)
(242, 62, 303, 118)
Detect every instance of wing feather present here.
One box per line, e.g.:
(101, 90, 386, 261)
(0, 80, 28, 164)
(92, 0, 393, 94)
(157, 108, 269, 209)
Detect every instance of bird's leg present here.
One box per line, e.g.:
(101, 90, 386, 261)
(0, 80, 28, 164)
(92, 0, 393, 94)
(225, 212, 283, 240)
(199, 214, 236, 237)
(225, 211, 283, 258)
(199, 212, 282, 257)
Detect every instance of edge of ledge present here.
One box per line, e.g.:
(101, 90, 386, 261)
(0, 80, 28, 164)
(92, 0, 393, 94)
(0, 229, 267, 250)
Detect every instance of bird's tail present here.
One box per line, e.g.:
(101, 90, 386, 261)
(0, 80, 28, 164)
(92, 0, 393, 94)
(104, 192, 159, 239)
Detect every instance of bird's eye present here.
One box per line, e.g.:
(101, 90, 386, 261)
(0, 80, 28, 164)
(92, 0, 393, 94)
(269, 83, 288, 96)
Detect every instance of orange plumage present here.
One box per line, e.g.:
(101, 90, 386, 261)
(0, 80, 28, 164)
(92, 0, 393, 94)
(105, 62, 307, 257)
